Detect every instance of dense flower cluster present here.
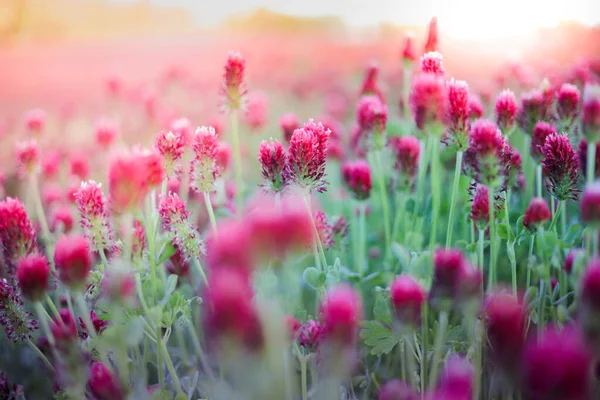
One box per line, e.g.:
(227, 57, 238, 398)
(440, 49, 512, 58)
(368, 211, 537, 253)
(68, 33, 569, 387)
(258, 138, 287, 192)
(190, 126, 221, 193)
(444, 78, 470, 150)
(341, 160, 372, 200)
(0, 197, 36, 270)
(0, 279, 38, 342)
(540, 132, 580, 201)
(158, 193, 205, 261)
(75, 180, 114, 252)
(389, 136, 420, 190)
(409, 72, 446, 130)
(495, 89, 518, 133)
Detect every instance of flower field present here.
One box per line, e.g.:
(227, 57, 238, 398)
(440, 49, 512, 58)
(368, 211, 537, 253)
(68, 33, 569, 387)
(1, 14, 600, 400)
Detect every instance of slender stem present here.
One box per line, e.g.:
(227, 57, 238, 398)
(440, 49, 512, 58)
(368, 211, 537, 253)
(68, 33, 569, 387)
(400, 340, 406, 382)
(159, 336, 185, 397)
(391, 192, 402, 244)
(203, 192, 218, 234)
(446, 151, 463, 249)
(190, 258, 208, 286)
(25, 337, 54, 371)
(30, 175, 54, 268)
(157, 328, 165, 389)
(478, 229, 485, 271)
(358, 202, 367, 276)
(587, 139, 597, 184)
(188, 324, 215, 380)
(75, 293, 96, 339)
(45, 295, 60, 319)
(428, 137, 440, 251)
(174, 324, 189, 365)
(402, 60, 412, 121)
(304, 195, 328, 269)
(414, 138, 431, 228)
(230, 112, 243, 215)
(488, 187, 497, 289)
(99, 250, 109, 267)
(34, 302, 55, 345)
(373, 149, 392, 258)
(404, 335, 417, 389)
(421, 304, 429, 394)
(527, 235, 535, 289)
(547, 200, 563, 232)
(473, 321, 482, 400)
(428, 310, 448, 390)
(536, 165, 543, 198)
(538, 280, 546, 340)
(594, 228, 599, 258)
(300, 357, 308, 400)
(352, 207, 360, 273)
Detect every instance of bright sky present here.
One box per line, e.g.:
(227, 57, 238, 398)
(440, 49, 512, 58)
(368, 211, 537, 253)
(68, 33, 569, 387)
(112, 0, 600, 39)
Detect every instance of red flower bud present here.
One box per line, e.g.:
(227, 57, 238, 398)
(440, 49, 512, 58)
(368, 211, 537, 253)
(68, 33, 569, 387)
(298, 319, 323, 352)
(320, 285, 363, 347)
(286, 120, 330, 193)
(420, 52, 444, 76)
(389, 136, 420, 190)
(54, 234, 92, 289)
(0, 197, 36, 268)
(24, 109, 46, 136)
(564, 248, 584, 274)
(222, 51, 246, 111)
(16, 254, 50, 302)
(530, 121, 557, 161)
(557, 83, 580, 122)
(389, 275, 426, 327)
(259, 138, 287, 193)
(50, 308, 78, 347)
(379, 379, 418, 400)
(540, 132, 579, 201)
(423, 17, 439, 53)
(410, 73, 446, 130)
(523, 197, 551, 232)
(341, 160, 372, 200)
(88, 361, 125, 400)
(401, 34, 416, 62)
(581, 182, 600, 224)
(95, 118, 118, 150)
(470, 184, 490, 231)
(494, 89, 518, 133)
(444, 79, 470, 150)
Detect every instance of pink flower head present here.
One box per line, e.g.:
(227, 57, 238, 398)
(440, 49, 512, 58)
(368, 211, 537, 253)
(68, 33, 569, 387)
(190, 126, 221, 193)
(320, 285, 363, 347)
(468, 94, 484, 120)
(243, 92, 268, 130)
(463, 119, 512, 189)
(356, 95, 388, 142)
(0, 279, 38, 342)
(564, 248, 584, 274)
(438, 356, 473, 399)
(402, 34, 416, 62)
(423, 17, 439, 53)
(75, 180, 114, 252)
(285, 119, 330, 193)
(530, 121, 557, 161)
(0, 197, 36, 268)
(155, 130, 186, 176)
(50, 206, 74, 233)
(389, 275, 426, 327)
(582, 83, 600, 141)
(298, 319, 323, 351)
(88, 362, 125, 400)
(258, 138, 287, 192)
(280, 112, 300, 143)
(517, 86, 555, 134)
(378, 380, 418, 400)
(41, 150, 61, 179)
(15, 140, 39, 177)
(206, 218, 254, 274)
(314, 210, 334, 251)
(50, 308, 77, 348)
(557, 83, 580, 122)
(430, 249, 470, 307)
(24, 109, 46, 136)
(169, 117, 193, 145)
(78, 310, 108, 339)
(420, 52, 444, 76)
(94, 118, 118, 149)
(580, 182, 600, 225)
(109, 149, 163, 213)
(216, 141, 231, 171)
(16, 253, 50, 301)
(444, 78, 470, 150)
(54, 234, 92, 289)
(131, 220, 146, 259)
(484, 291, 526, 372)
(540, 132, 579, 201)
(285, 315, 300, 339)
(389, 136, 420, 190)
(523, 197, 551, 232)
(69, 152, 89, 180)
(222, 51, 246, 111)
(360, 62, 384, 101)
(495, 89, 518, 133)
(470, 184, 490, 231)
(246, 194, 314, 262)
(102, 264, 136, 305)
(578, 138, 600, 179)
(341, 160, 372, 200)
(409, 72, 446, 130)
(204, 269, 263, 350)
(158, 193, 205, 261)
(581, 258, 600, 310)
(523, 327, 592, 399)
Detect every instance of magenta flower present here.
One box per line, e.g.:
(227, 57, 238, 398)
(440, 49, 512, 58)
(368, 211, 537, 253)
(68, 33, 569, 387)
(494, 89, 518, 134)
(356, 95, 388, 145)
(517, 86, 555, 134)
(379, 380, 418, 400)
(557, 83, 580, 123)
(15, 140, 39, 178)
(423, 17, 438, 53)
(243, 91, 268, 130)
(94, 117, 118, 150)
(88, 362, 125, 400)
(578, 138, 600, 179)
(54, 234, 92, 289)
(258, 138, 287, 192)
(389, 275, 425, 327)
(523, 197, 551, 232)
(75, 180, 114, 252)
(16, 254, 50, 302)
(0, 197, 36, 269)
(158, 193, 205, 261)
(389, 136, 420, 190)
(190, 126, 221, 193)
(470, 184, 490, 231)
(155, 130, 186, 176)
(540, 132, 579, 201)
(285, 119, 330, 193)
(401, 34, 416, 62)
(531, 121, 557, 161)
(583, 83, 600, 141)
(320, 285, 363, 348)
(313, 210, 334, 251)
(24, 108, 46, 136)
(437, 356, 473, 399)
(420, 52, 444, 76)
(341, 160, 372, 200)
(580, 182, 600, 225)
(298, 319, 323, 352)
(409, 73, 446, 130)
(360, 62, 384, 101)
(468, 94, 484, 120)
(222, 51, 246, 112)
(280, 112, 300, 143)
(444, 78, 470, 150)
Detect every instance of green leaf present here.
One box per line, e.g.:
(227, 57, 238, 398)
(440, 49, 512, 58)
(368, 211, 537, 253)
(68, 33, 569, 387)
(125, 316, 146, 347)
(360, 321, 403, 355)
(373, 291, 392, 324)
(157, 241, 177, 265)
(497, 223, 510, 239)
(563, 224, 583, 246)
(303, 267, 326, 289)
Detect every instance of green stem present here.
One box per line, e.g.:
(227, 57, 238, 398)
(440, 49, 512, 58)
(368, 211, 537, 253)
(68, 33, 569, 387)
(34, 302, 54, 346)
(304, 195, 328, 269)
(547, 200, 563, 233)
(538, 280, 546, 340)
(429, 137, 440, 251)
(421, 304, 429, 394)
(26, 337, 54, 371)
(527, 235, 535, 289)
(400, 340, 406, 382)
(352, 207, 360, 273)
(373, 149, 391, 258)
(300, 357, 308, 400)
(536, 165, 542, 198)
(473, 321, 482, 400)
(75, 293, 96, 339)
(190, 258, 208, 286)
(30, 175, 54, 268)
(445, 151, 463, 249)
(174, 324, 189, 365)
(159, 336, 185, 397)
(593, 228, 599, 258)
(414, 138, 431, 228)
(358, 202, 367, 276)
(428, 310, 448, 390)
(478, 229, 485, 271)
(187, 324, 215, 380)
(45, 295, 60, 319)
(587, 139, 597, 184)
(230, 112, 243, 214)
(203, 191, 218, 234)
(487, 187, 497, 289)
(404, 335, 417, 389)
(157, 328, 165, 389)
(391, 193, 402, 244)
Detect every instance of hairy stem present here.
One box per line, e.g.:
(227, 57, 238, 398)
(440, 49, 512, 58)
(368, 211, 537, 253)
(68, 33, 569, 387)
(445, 151, 463, 249)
